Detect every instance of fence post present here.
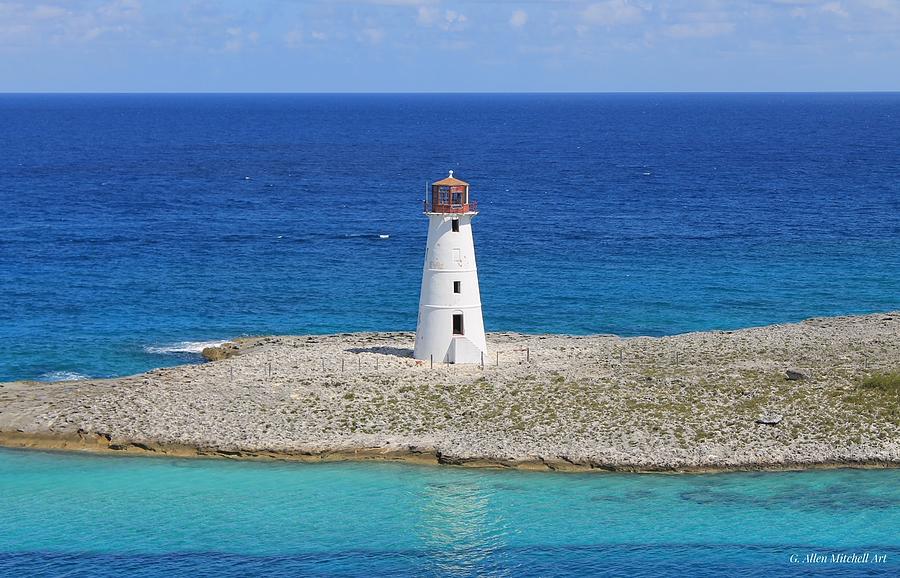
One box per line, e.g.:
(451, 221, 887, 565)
(430, 354, 433, 369)
(341, 359, 345, 373)
(526, 346, 530, 363)
(481, 351, 484, 370)
(358, 357, 361, 371)
(321, 357, 325, 372)
(496, 351, 500, 366)
(376, 357, 379, 371)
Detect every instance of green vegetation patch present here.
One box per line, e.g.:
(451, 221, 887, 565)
(861, 371, 900, 396)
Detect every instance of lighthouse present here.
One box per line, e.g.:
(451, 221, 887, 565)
(413, 171, 487, 364)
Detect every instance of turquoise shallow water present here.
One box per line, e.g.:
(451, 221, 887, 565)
(1, 449, 898, 576)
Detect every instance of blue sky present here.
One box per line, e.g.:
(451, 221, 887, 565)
(1, 0, 899, 91)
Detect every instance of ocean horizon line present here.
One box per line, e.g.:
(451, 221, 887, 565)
(2, 90, 900, 96)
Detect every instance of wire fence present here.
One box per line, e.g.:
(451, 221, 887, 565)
(221, 342, 892, 383)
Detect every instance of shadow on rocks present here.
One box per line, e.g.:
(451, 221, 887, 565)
(345, 346, 414, 357)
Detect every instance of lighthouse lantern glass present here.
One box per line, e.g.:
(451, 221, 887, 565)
(430, 179, 471, 213)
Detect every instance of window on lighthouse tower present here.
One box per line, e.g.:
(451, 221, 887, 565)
(452, 313, 464, 335)
(451, 219, 460, 232)
(453, 281, 461, 293)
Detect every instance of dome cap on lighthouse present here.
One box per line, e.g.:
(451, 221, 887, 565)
(433, 170, 468, 187)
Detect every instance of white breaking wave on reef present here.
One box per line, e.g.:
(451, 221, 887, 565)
(38, 371, 89, 382)
(144, 341, 227, 355)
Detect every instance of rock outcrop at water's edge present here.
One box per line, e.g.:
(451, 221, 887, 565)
(201, 342, 240, 361)
(1, 312, 899, 473)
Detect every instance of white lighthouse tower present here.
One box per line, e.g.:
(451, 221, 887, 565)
(414, 171, 487, 364)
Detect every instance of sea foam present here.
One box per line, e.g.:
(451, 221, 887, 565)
(38, 371, 89, 382)
(144, 341, 227, 355)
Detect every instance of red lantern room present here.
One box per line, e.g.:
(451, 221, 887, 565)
(427, 170, 477, 213)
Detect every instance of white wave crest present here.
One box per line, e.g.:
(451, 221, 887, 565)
(38, 371, 89, 382)
(144, 340, 227, 355)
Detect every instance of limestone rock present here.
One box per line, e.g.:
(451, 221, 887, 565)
(756, 414, 783, 426)
(201, 343, 240, 361)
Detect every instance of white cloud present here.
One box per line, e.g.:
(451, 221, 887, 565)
(98, 0, 141, 22)
(862, 0, 900, 17)
(283, 28, 329, 48)
(820, 2, 849, 18)
(0, 23, 31, 44)
(220, 26, 258, 53)
(224, 27, 243, 52)
(31, 5, 68, 20)
(417, 6, 468, 31)
(0, 0, 147, 48)
(582, 0, 645, 27)
(443, 9, 467, 29)
(510, 9, 528, 29)
(417, 6, 438, 26)
(2, 0, 899, 82)
(665, 21, 735, 39)
(361, 27, 385, 44)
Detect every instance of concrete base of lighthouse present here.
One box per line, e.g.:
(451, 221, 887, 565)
(413, 212, 487, 364)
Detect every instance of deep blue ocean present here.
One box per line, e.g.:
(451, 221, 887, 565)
(1, 94, 899, 576)
(2, 93, 899, 381)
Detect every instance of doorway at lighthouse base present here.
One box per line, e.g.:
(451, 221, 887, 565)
(447, 335, 484, 364)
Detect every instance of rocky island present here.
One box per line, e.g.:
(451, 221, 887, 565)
(1, 312, 898, 472)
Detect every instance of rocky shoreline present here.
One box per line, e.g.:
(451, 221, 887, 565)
(1, 312, 898, 473)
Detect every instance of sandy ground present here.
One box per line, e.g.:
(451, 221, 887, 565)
(1, 312, 898, 472)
